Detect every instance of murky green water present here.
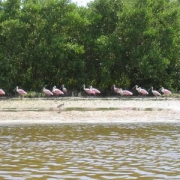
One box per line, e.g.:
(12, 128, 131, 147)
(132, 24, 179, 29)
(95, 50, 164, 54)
(0, 123, 180, 179)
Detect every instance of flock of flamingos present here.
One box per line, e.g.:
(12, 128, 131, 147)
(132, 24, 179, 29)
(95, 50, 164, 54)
(0, 84, 172, 97)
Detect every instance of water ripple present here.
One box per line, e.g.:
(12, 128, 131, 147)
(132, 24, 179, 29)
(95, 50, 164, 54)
(0, 123, 180, 179)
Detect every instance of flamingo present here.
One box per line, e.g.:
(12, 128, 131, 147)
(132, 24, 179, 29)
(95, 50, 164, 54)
(89, 86, 101, 94)
(15, 86, 27, 97)
(43, 87, 53, 96)
(133, 85, 148, 95)
(52, 86, 64, 96)
(0, 88, 5, 95)
(112, 84, 120, 94)
(82, 85, 95, 95)
(149, 87, 161, 98)
(160, 87, 172, 95)
(61, 85, 67, 94)
(119, 88, 133, 96)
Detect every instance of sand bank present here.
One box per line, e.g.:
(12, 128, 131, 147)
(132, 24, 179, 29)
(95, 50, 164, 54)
(0, 97, 180, 124)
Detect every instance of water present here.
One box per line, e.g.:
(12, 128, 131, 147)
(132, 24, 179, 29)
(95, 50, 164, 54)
(0, 123, 180, 179)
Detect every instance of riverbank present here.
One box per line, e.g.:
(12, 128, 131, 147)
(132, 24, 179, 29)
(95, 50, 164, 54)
(0, 97, 180, 124)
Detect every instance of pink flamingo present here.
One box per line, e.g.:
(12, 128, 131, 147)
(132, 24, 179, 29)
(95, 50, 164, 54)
(119, 88, 133, 96)
(112, 84, 120, 94)
(134, 85, 148, 95)
(160, 87, 172, 95)
(43, 87, 53, 96)
(61, 85, 67, 94)
(89, 86, 101, 94)
(15, 86, 27, 97)
(82, 85, 95, 95)
(52, 86, 64, 96)
(0, 89, 5, 95)
(149, 87, 161, 98)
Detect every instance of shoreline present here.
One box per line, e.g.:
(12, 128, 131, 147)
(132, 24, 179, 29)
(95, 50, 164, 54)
(0, 97, 180, 124)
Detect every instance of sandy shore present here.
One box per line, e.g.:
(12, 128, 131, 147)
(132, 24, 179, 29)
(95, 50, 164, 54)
(0, 97, 180, 124)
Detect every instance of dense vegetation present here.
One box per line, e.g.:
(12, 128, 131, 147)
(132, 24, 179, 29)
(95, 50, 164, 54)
(1, 0, 180, 95)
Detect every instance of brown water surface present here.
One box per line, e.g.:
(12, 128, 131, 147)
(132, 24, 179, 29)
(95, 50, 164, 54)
(0, 123, 180, 179)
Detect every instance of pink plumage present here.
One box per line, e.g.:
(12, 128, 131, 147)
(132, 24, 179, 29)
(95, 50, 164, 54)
(89, 86, 101, 94)
(82, 85, 95, 95)
(160, 87, 172, 95)
(134, 85, 148, 95)
(52, 86, 64, 95)
(152, 90, 161, 96)
(150, 87, 161, 97)
(113, 85, 120, 94)
(43, 87, 53, 96)
(139, 88, 149, 95)
(0, 89, 5, 95)
(119, 88, 133, 96)
(16, 86, 27, 96)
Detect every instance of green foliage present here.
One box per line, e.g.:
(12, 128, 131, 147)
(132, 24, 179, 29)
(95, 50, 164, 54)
(0, 0, 180, 94)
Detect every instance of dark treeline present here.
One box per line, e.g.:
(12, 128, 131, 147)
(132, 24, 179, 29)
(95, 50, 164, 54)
(0, 0, 180, 95)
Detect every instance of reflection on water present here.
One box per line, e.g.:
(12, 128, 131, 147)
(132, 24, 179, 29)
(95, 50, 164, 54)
(0, 123, 180, 179)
